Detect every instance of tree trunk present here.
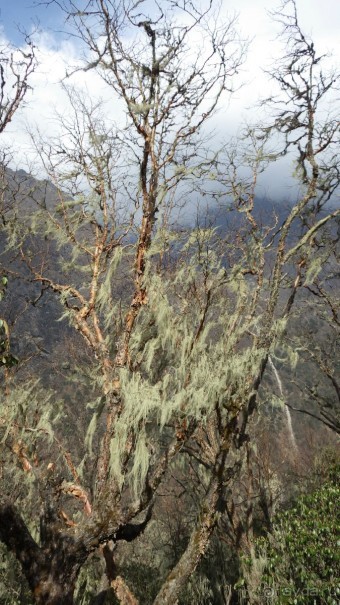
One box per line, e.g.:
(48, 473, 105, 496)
(32, 578, 75, 605)
(15, 546, 83, 605)
(153, 476, 221, 605)
(0, 502, 87, 605)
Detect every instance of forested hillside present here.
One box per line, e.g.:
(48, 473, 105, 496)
(0, 1, 339, 604)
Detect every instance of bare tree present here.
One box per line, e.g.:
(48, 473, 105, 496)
(0, 36, 36, 134)
(0, 1, 338, 604)
(0, 36, 36, 371)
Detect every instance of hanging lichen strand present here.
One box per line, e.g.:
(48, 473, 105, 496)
(0, 1, 339, 604)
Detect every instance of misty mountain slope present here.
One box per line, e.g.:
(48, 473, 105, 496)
(1, 167, 338, 442)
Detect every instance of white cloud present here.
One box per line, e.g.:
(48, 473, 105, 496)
(222, 0, 339, 127)
(0, 0, 339, 199)
(0, 31, 116, 172)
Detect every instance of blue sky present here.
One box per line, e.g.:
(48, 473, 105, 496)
(0, 0, 64, 44)
(2, 0, 340, 51)
(0, 0, 339, 199)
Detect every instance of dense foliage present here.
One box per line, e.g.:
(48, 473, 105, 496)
(245, 466, 339, 604)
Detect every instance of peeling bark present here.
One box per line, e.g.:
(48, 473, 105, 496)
(153, 476, 221, 605)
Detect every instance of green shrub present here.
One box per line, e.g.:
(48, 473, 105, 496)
(245, 467, 339, 604)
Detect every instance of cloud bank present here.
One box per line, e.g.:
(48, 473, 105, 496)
(0, 0, 339, 201)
